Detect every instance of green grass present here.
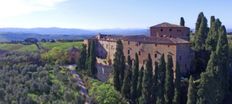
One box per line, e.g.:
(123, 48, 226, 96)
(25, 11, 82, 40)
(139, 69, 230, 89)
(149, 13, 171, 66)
(0, 43, 38, 52)
(0, 41, 83, 52)
(41, 41, 83, 50)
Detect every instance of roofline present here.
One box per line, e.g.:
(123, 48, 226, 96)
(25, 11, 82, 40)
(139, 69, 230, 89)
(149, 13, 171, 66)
(150, 26, 190, 29)
(150, 22, 190, 29)
(96, 38, 190, 44)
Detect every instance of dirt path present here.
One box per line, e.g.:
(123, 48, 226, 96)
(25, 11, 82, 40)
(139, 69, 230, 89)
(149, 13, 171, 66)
(66, 65, 91, 104)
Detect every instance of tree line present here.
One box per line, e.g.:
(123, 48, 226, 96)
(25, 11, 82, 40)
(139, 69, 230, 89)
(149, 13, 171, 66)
(190, 12, 230, 104)
(77, 40, 97, 77)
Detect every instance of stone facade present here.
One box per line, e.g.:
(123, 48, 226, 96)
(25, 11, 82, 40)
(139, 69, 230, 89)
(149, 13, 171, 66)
(84, 22, 194, 80)
(150, 22, 190, 40)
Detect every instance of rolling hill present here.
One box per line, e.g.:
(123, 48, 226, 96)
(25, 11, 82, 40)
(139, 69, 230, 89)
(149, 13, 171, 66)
(0, 28, 148, 42)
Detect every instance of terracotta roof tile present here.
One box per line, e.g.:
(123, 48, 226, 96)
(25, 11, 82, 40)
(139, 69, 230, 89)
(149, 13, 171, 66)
(123, 35, 189, 44)
(150, 22, 185, 28)
(97, 34, 189, 44)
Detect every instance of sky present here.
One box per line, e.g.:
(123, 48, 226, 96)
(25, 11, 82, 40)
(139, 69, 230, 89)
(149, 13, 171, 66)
(0, 0, 231, 29)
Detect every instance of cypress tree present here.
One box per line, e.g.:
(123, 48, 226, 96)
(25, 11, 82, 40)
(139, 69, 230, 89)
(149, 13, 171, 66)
(205, 16, 222, 51)
(173, 63, 181, 104)
(195, 12, 204, 33)
(205, 16, 216, 51)
(197, 25, 228, 104)
(156, 54, 166, 104)
(78, 44, 87, 70)
(141, 54, 153, 104)
(87, 40, 91, 57)
(86, 40, 91, 69)
(164, 55, 174, 104)
(87, 40, 97, 77)
(180, 17, 185, 26)
(215, 19, 222, 30)
(151, 61, 159, 103)
(215, 25, 229, 102)
(121, 56, 132, 100)
(197, 52, 223, 104)
(113, 40, 126, 91)
(197, 71, 214, 104)
(137, 66, 144, 99)
(187, 76, 196, 104)
(216, 25, 229, 72)
(131, 53, 139, 103)
(192, 12, 209, 74)
(229, 43, 232, 97)
(193, 16, 208, 51)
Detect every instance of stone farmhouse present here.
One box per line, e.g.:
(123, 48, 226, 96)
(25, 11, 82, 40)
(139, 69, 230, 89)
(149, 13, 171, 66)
(84, 22, 194, 81)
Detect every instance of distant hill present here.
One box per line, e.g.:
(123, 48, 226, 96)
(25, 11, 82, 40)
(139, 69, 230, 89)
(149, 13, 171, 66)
(0, 27, 95, 35)
(93, 29, 149, 35)
(0, 28, 148, 42)
(0, 28, 148, 35)
(227, 28, 232, 33)
(0, 32, 92, 42)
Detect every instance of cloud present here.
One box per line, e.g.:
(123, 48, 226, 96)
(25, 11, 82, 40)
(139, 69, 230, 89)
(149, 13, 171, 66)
(0, 0, 67, 18)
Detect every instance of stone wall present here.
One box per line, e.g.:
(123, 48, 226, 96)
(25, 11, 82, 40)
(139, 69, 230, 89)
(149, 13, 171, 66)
(96, 64, 113, 82)
(85, 38, 193, 77)
(176, 44, 194, 75)
(150, 27, 190, 41)
(122, 40, 177, 73)
(96, 40, 117, 65)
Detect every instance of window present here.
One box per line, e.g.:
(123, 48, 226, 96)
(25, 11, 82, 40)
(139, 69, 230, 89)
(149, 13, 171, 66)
(128, 41, 130, 45)
(169, 29, 172, 31)
(128, 50, 130, 54)
(139, 51, 141, 55)
(168, 45, 170, 47)
(136, 42, 140, 46)
(179, 56, 182, 60)
(155, 54, 157, 58)
(177, 30, 181, 32)
(160, 29, 163, 32)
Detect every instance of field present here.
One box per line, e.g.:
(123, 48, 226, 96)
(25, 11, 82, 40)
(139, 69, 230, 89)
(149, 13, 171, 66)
(0, 41, 83, 52)
(0, 43, 38, 52)
(40, 41, 83, 50)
